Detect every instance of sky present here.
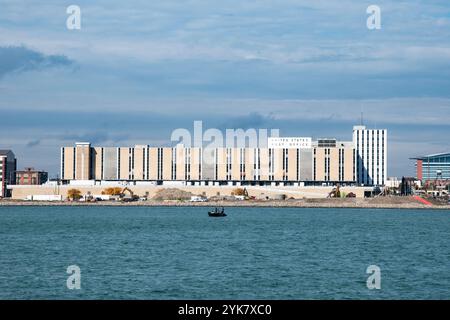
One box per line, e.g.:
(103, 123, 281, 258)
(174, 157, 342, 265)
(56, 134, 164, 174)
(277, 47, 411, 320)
(0, 0, 449, 177)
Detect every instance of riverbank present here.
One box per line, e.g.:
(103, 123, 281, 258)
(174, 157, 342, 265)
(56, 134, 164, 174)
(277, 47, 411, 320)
(1, 197, 449, 209)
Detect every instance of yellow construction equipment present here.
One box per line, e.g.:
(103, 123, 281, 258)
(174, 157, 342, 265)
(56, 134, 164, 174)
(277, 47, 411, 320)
(327, 185, 341, 198)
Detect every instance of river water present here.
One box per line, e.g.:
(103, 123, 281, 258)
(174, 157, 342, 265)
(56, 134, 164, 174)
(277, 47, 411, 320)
(0, 206, 448, 299)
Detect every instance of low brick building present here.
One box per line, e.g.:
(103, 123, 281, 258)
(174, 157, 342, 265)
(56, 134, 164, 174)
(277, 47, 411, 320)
(16, 167, 48, 185)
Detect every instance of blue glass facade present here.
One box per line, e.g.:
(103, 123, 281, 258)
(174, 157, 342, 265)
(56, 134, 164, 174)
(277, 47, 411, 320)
(414, 153, 450, 181)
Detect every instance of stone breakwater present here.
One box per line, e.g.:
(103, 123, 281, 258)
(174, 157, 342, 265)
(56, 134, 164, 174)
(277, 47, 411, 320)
(1, 198, 449, 210)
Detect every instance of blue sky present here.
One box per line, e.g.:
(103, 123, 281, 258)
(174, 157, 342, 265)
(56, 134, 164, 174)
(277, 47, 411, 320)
(0, 0, 449, 177)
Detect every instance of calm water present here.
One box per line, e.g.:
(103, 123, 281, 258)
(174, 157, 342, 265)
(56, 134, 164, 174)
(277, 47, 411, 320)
(0, 206, 448, 300)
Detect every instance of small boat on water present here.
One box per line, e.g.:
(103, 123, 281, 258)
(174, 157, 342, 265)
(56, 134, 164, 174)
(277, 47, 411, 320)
(208, 207, 227, 217)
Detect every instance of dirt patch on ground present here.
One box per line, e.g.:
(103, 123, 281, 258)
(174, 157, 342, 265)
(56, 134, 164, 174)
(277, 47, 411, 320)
(152, 188, 193, 201)
(365, 196, 417, 205)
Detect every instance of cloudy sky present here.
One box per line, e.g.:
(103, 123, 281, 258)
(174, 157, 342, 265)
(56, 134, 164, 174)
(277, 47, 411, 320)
(0, 0, 449, 177)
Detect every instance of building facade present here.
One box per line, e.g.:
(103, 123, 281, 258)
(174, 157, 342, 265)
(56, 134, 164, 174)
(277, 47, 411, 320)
(0, 150, 17, 197)
(60, 126, 387, 186)
(61, 142, 356, 186)
(16, 167, 48, 185)
(353, 126, 387, 186)
(412, 153, 450, 182)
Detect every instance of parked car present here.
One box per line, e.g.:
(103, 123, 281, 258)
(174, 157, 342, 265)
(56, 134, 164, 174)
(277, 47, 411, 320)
(190, 196, 208, 202)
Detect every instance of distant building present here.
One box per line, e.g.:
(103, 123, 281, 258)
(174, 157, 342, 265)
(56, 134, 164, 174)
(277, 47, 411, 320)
(0, 150, 17, 197)
(386, 177, 401, 189)
(61, 142, 356, 186)
(411, 152, 450, 182)
(353, 126, 388, 186)
(16, 167, 48, 185)
(400, 177, 416, 196)
(59, 126, 388, 186)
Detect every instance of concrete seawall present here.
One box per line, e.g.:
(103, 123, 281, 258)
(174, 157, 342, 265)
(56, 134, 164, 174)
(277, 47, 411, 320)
(8, 185, 371, 200)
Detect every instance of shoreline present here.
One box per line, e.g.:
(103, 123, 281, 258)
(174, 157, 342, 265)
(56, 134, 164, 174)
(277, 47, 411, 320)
(1, 199, 449, 210)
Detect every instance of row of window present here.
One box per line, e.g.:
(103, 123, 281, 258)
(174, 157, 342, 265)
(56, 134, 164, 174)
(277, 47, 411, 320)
(355, 130, 386, 185)
(64, 147, 364, 183)
(423, 156, 450, 163)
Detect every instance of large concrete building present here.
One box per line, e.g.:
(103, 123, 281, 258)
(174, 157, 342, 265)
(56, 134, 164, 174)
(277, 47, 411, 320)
(59, 126, 388, 186)
(0, 150, 17, 197)
(61, 142, 355, 186)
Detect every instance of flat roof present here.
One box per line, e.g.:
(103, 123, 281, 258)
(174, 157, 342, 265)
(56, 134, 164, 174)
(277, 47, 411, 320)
(0, 150, 14, 157)
(410, 152, 450, 160)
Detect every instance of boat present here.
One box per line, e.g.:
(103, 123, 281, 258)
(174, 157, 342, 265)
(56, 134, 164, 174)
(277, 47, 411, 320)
(208, 207, 227, 217)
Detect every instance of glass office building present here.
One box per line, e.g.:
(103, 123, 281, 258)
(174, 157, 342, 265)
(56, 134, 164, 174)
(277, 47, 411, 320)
(412, 153, 450, 182)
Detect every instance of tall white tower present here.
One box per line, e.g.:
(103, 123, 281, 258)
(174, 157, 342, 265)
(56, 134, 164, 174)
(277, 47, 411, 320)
(353, 125, 387, 186)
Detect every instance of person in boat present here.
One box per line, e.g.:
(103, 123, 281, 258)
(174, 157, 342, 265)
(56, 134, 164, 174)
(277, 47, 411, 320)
(221, 207, 224, 214)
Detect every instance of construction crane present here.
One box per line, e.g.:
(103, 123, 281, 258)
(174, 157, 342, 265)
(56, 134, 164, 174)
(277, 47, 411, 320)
(121, 187, 137, 202)
(327, 184, 341, 198)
